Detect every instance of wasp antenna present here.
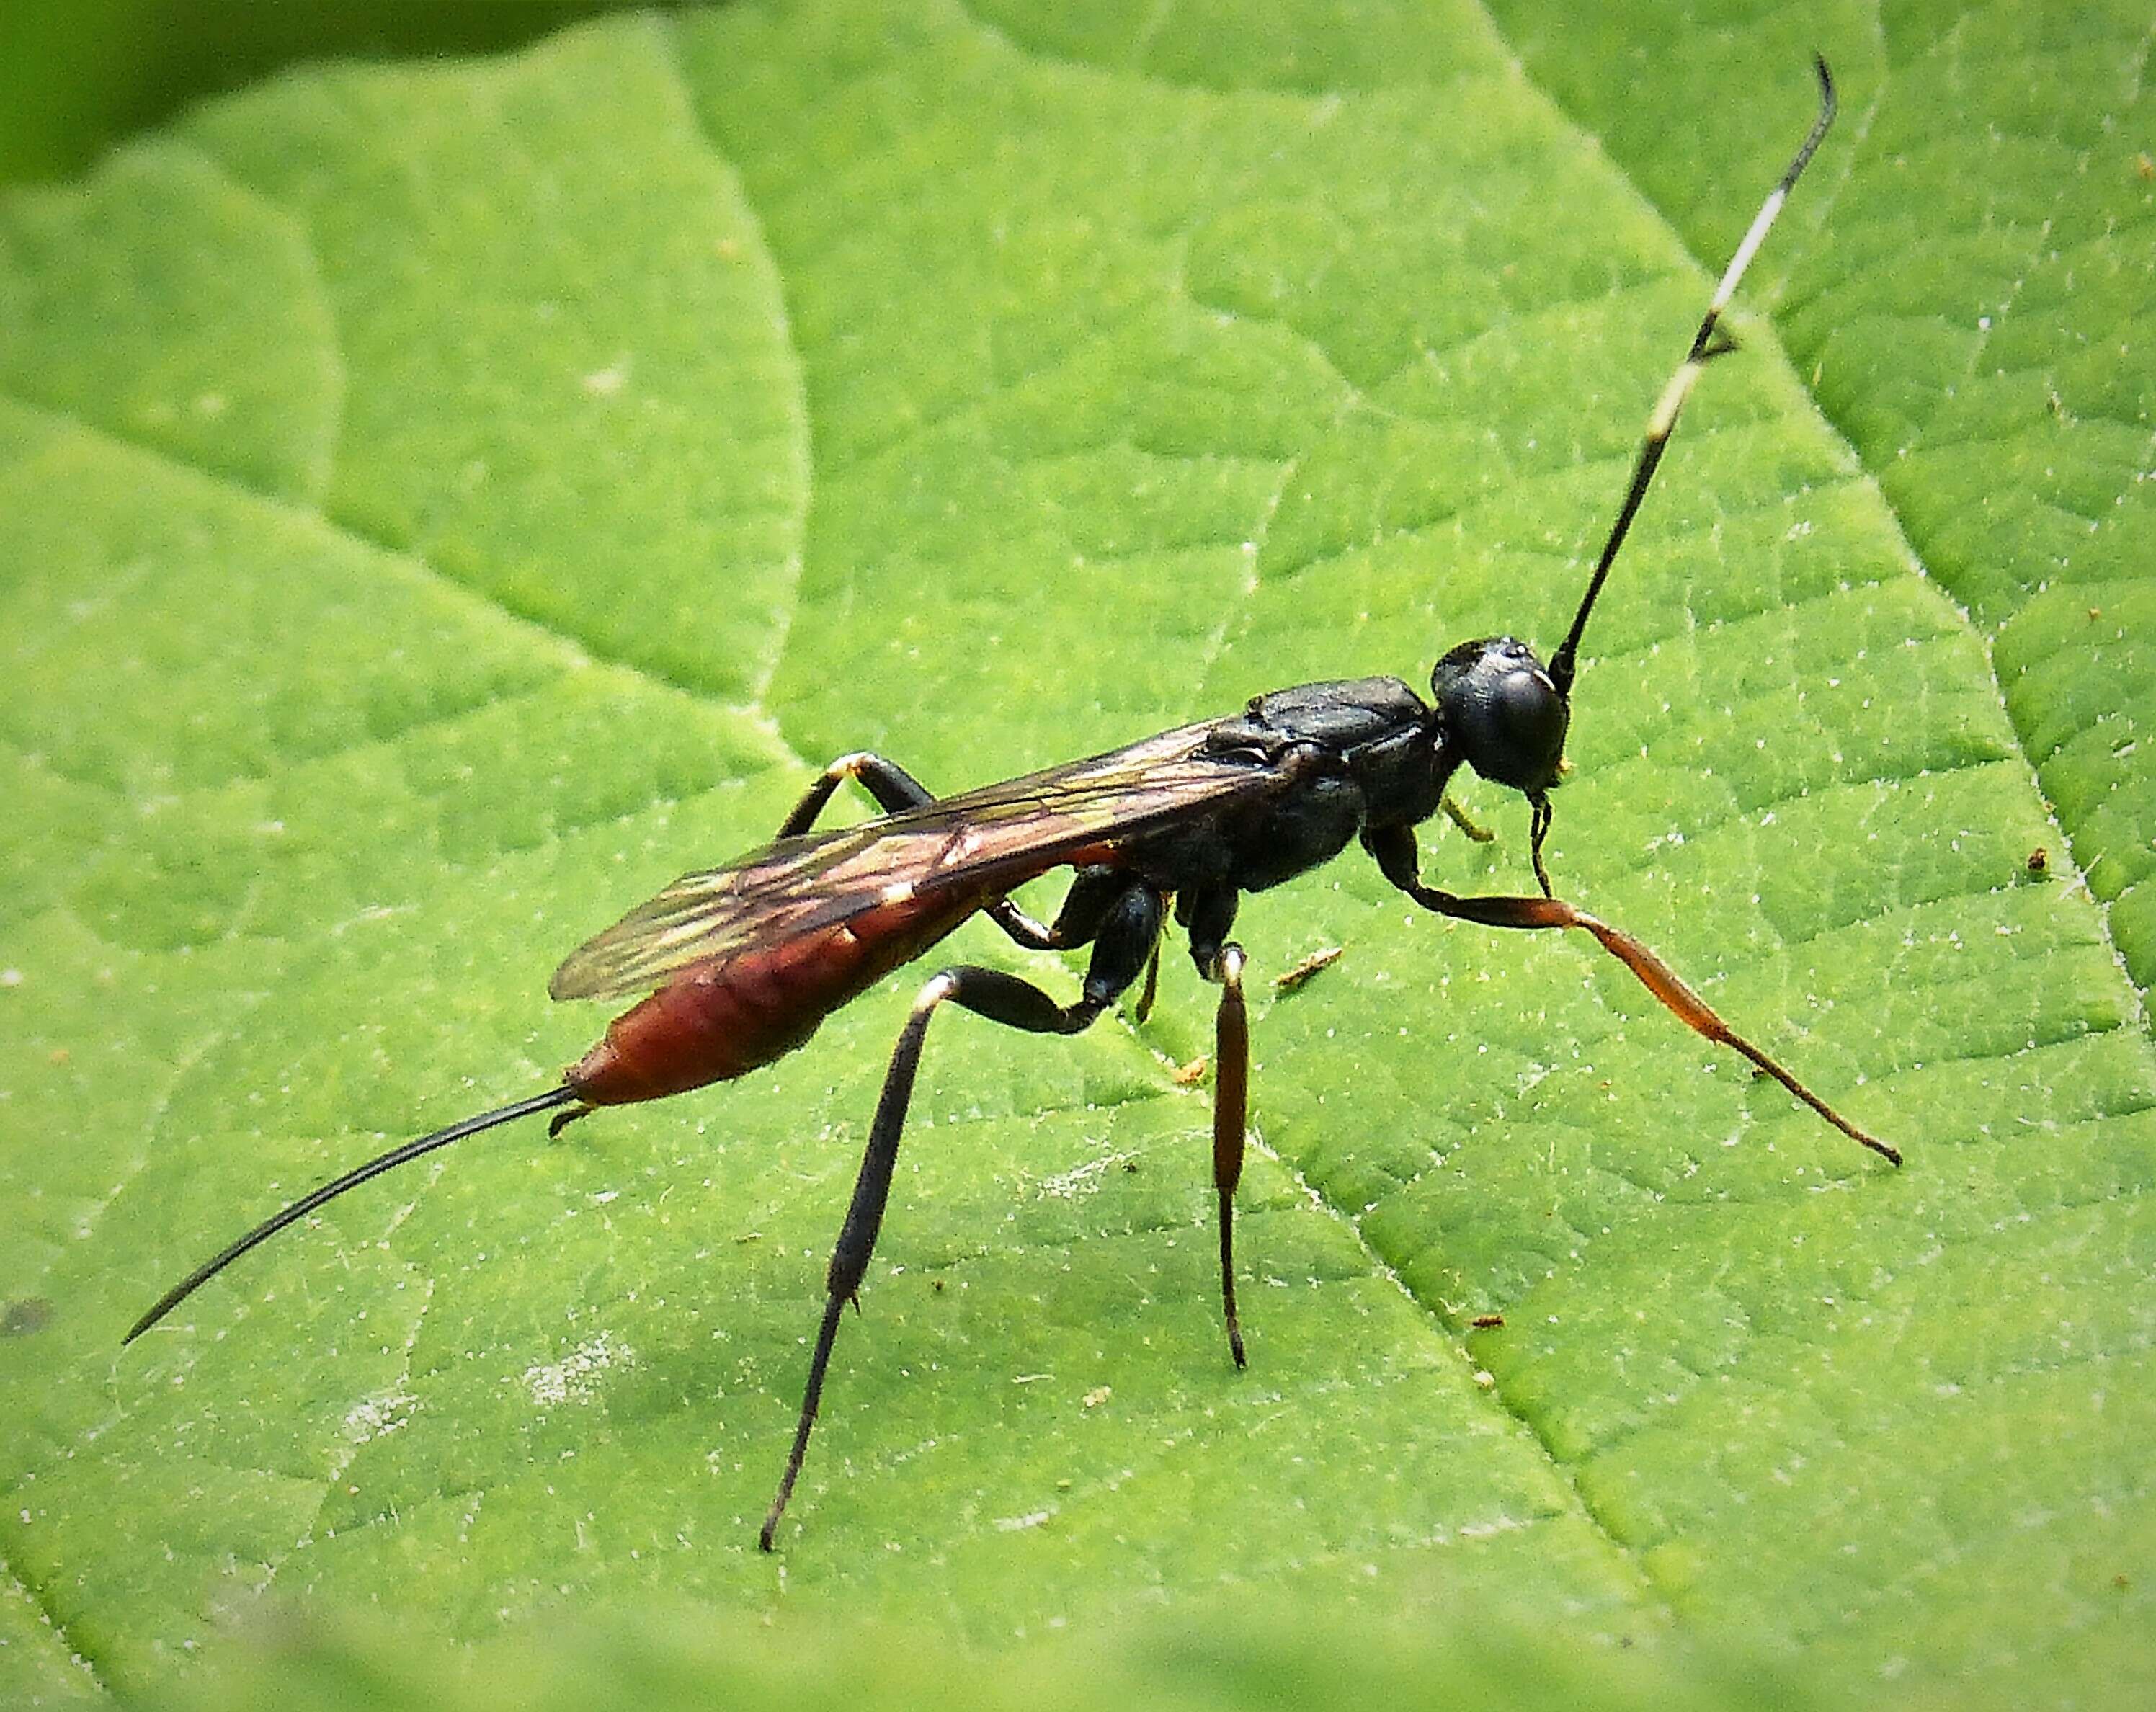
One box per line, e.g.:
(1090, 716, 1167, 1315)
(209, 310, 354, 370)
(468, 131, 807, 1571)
(122, 1084, 579, 1345)
(1547, 56, 1836, 700)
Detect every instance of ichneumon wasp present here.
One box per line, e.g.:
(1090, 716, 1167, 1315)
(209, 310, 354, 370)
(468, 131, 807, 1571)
(127, 61, 1895, 1551)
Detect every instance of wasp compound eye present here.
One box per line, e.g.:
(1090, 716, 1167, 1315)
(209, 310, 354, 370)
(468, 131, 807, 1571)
(1430, 636, 1569, 795)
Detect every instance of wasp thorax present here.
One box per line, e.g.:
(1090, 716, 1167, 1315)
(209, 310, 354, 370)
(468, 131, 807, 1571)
(1430, 636, 1569, 795)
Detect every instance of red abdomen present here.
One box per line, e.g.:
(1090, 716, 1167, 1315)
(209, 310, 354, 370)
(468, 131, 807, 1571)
(564, 890, 989, 1106)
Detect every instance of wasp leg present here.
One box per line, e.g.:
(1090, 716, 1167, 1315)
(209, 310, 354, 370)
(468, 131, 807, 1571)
(1182, 887, 1251, 1367)
(778, 751, 1101, 953)
(1440, 794, 1496, 843)
(1134, 933, 1163, 1024)
(1361, 824, 1899, 1167)
(759, 880, 1167, 1551)
(1208, 944, 1249, 1368)
(778, 751, 934, 835)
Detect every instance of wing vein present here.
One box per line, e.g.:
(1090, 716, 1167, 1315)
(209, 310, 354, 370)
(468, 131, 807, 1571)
(548, 723, 1285, 1002)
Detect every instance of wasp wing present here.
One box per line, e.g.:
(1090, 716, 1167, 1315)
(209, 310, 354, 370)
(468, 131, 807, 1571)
(549, 722, 1287, 1002)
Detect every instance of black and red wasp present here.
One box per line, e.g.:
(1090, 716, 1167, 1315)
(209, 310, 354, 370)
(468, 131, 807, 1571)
(127, 62, 1895, 1550)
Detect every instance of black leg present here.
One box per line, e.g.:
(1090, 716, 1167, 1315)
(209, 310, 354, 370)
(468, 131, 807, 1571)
(1180, 885, 1252, 1366)
(1038, 865, 1141, 955)
(777, 751, 935, 839)
(1134, 932, 1162, 1024)
(1360, 824, 1899, 1166)
(1180, 883, 1239, 979)
(759, 880, 1166, 1550)
(779, 752, 1110, 952)
(1209, 942, 1249, 1368)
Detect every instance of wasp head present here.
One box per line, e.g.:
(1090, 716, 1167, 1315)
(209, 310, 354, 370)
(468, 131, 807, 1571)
(1430, 636, 1568, 798)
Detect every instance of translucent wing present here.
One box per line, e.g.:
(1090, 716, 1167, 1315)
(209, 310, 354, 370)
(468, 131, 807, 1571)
(549, 723, 1288, 1002)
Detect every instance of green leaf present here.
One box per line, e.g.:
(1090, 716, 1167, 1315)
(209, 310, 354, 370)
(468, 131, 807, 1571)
(1, 4, 2150, 1706)
(159, 1599, 1874, 1712)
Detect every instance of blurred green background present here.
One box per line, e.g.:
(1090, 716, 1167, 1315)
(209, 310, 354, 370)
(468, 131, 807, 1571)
(0, 1, 669, 187)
